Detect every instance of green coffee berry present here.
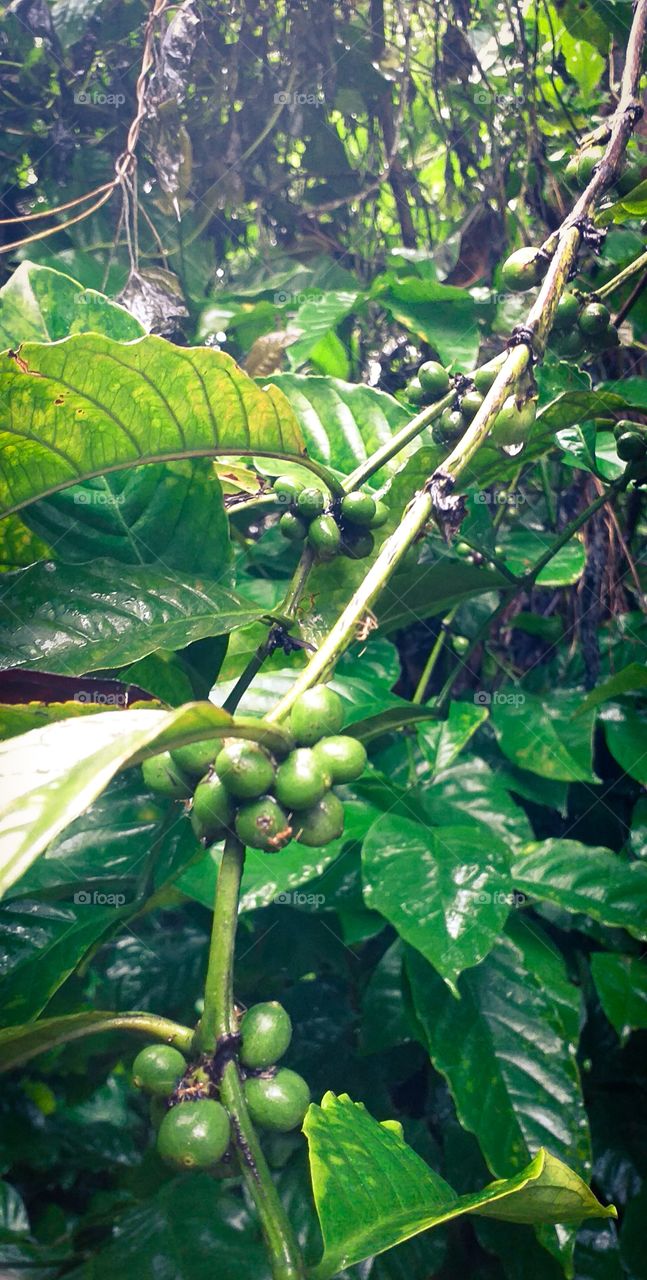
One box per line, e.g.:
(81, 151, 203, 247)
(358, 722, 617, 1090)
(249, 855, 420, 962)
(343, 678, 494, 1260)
(239, 1002, 292, 1069)
(553, 327, 585, 358)
(406, 377, 425, 405)
(293, 792, 345, 847)
(235, 795, 292, 851)
(191, 775, 236, 844)
(341, 530, 375, 560)
(490, 395, 537, 449)
(279, 511, 308, 542)
(501, 246, 547, 291)
(616, 431, 646, 462)
(157, 1099, 230, 1170)
(579, 301, 611, 337)
(418, 360, 451, 399)
(297, 487, 326, 519)
(368, 500, 389, 528)
(274, 748, 332, 809)
(308, 513, 341, 560)
(340, 492, 377, 527)
(459, 390, 484, 421)
(433, 407, 465, 445)
(313, 735, 367, 784)
(553, 292, 580, 332)
(142, 753, 192, 799)
(132, 1044, 187, 1097)
(289, 685, 344, 746)
(243, 1069, 310, 1133)
(473, 351, 507, 393)
(273, 475, 305, 504)
(215, 740, 275, 800)
(171, 739, 221, 780)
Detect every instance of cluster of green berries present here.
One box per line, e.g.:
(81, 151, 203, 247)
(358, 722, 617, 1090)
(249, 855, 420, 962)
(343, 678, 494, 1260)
(548, 293, 619, 359)
(565, 142, 644, 195)
(131, 1002, 310, 1172)
(614, 419, 647, 483)
(142, 685, 367, 852)
(405, 352, 537, 453)
(272, 474, 388, 562)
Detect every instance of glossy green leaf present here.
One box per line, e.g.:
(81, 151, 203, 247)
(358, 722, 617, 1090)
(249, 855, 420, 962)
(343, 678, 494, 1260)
(304, 1093, 613, 1279)
(287, 290, 360, 369)
(362, 817, 512, 989)
(0, 559, 262, 675)
(500, 529, 586, 587)
(260, 373, 411, 483)
(373, 276, 479, 367)
(417, 701, 488, 775)
(360, 941, 416, 1052)
(0, 335, 306, 517)
(0, 704, 291, 896)
(421, 755, 534, 851)
(602, 706, 647, 784)
(378, 559, 508, 631)
(590, 953, 647, 1039)
(492, 689, 598, 782)
(511, 839, 647, 940)
(0, 261, 143, 349)
(0, 898, 128, 1024)
(0, 1010, 194, 1072)
(407, 933, 591, 1177)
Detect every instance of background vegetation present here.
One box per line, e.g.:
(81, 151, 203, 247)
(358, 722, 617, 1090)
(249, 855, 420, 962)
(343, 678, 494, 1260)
(0, 0, 646, 1277)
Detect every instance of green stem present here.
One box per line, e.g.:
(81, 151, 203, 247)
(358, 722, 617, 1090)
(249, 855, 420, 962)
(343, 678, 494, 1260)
(342, 390, 457, 492)
(520, 474, 629, 584)
(199, 836, 305, 1280)
(412, 604, 459, 704)
(596, 247, 647, 301)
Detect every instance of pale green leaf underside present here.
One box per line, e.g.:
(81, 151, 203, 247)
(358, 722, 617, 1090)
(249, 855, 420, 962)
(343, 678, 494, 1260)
(305, 1093, 615, 1279)
(0, 335, 306, 517)
(0, 705, 292, 897)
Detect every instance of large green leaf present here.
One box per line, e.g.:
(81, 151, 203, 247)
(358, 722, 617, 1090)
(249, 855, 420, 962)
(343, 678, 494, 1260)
(492, 689, 598, 782)
(0, 1011, 194, 1072)
(362, 817, 512, 990)
(377, 559, 508, 631)
(287, 290, 360, 370)
(511, 840, 647, 940)
(421, 755, 534, 851)
(0, 704, 292, 896)
(500, 529, 586, 587)
(0, 559, 262, 674)
(602, 706, 647, 785)
(0, 335, 306, 517)
(575, 664, 647, 714)
(417, 701, 488, 775)
(260, 373, 411, 483)
(590, 954, 647, 1040)
(373, 276, 479, 368)
(406, 933, 591, 1178)
(0, 261, 143, 349)
(304, 1094, 613, 1279)
(23, 460, 232, 573)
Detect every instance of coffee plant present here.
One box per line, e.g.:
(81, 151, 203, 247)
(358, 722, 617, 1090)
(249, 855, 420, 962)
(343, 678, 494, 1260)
(0, 0, 646, 1277)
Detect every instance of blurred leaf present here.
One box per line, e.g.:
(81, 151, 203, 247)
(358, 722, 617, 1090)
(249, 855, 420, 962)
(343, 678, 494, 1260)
(287, 291, 360, 369)
(602, 706, 647, 784)
(591, 954, 647, 1040)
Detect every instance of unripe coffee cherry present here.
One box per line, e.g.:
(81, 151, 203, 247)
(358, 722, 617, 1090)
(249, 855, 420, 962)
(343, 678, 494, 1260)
(474, 351, 507, 393)
(289, 685, 344, 745)
(340, 492, 377, 527)
(275, 748, 332, 809)
(157, 1099, 231, 1170)
(172, 739, 221, 780)
(313, 735, 367, 783)
(368, 500, 389, 528)
(552, 292, 580, 332)
(578, 301, 611, 337)
(244, 1069, 310, 1132)
(308, 514, 341, 560)
(191, 775, 236, 844)
(239, 1002, 292, 1069)
(132, 1044, 187, 1097)
(501, 246, 547, 291)
(279, 511, 308, 542)
(406, 377, 425, 405)
(490, 396, 536, 449)
(235, 795, 292, 851)
(142, 753, 192, 799)
(215, 741, 275, 799)
(459, 390, 484, 421)
(616, 431, 646, 462)
(297, 488, 325, 519)
(293, 792, 345, 847)
(273, 475, 304, 504)
(418, 360, 450, 399)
